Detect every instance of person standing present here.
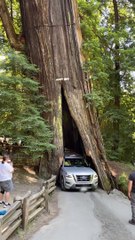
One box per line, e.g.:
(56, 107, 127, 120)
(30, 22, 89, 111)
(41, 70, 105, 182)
(128, 171, 135, 225)
(0, 154, 14, 207)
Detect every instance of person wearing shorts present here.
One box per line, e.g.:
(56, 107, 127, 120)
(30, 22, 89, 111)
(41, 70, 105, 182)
(0, 154, 14, 207)
(128, 171, 135, 225)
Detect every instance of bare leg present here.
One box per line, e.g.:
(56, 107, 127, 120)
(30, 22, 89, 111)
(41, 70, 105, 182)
(0, 192, 4, 202)
(5, 192, 10, 203)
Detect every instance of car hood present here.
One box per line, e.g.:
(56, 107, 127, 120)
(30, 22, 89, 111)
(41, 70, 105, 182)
(63, 166, 96, 175)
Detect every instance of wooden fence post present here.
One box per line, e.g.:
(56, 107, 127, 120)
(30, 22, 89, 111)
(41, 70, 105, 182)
(0, 219, 3, 240)
(43, 181, 49, 213)
(22, 191, 31, 230)
(44, 188, 50, 213)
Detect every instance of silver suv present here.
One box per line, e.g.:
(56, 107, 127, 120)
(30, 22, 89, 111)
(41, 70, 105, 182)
(60, 151, 98, 191)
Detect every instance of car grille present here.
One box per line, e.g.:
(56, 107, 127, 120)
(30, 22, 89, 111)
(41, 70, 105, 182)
(76, 175, 91, 182)
(75, 184, 92, 188)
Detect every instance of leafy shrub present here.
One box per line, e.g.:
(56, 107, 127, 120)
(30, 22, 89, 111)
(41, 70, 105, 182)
(118, 172, 128, 195)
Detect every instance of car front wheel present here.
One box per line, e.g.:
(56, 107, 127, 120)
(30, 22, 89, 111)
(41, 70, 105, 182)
(61, 177, 66, 191)
(91, 186, 97, 191)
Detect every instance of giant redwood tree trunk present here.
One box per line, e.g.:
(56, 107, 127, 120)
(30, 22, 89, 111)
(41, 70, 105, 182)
(0, 0, 113, 190)
(18, 0, 113, 190)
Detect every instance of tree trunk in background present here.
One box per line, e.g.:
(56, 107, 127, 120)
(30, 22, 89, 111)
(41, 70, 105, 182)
(112, 0, 121, 152)
(19, 0, 113, 190)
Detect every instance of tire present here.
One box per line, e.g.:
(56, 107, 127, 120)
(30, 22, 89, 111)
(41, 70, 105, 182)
(91, 186, 97, 191)
(61, 177, 66, 191)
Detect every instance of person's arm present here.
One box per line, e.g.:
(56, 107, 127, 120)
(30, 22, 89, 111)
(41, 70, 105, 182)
(9, 162, 14, 173)
(6, 162, 14, 173)
(128, 180, 133, 200)
(10, 166, 14, 173)
(8, 159, 14, 173)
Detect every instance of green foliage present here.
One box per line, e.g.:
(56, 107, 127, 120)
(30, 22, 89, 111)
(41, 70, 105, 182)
(78, 0, 135, 163)
(118, 172, 128, 194)
(0, 50, 54, 159)
(5, 0, 21, 34)
(0, 0, 22, 53)
(84, 90, 113, 109)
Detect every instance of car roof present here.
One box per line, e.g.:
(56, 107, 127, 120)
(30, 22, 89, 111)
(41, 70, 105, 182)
(64, 148, 84, 159)
(64, 153, 83, 159)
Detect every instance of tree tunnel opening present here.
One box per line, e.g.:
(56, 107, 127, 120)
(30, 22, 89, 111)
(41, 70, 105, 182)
(62, 90, 83, 154)
(62, 89, 96, 171)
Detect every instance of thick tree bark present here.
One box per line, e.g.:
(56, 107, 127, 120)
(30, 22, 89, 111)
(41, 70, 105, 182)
(18, 0, 113, 190)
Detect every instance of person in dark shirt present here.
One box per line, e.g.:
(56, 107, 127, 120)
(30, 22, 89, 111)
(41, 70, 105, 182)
(128, 172, 135, 225)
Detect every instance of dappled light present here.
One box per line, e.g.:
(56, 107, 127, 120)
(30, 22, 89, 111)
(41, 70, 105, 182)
(13, 167, 39, 184)
(23, 166, 36, 176)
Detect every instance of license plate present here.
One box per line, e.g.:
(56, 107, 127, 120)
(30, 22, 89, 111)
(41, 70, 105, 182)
(80, 187, 88, 192)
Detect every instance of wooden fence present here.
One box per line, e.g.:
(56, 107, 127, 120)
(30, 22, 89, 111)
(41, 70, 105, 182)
(0, 175, 56, 240)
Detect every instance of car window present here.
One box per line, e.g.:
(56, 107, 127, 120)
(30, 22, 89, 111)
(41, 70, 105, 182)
(64, 158, 88, 167)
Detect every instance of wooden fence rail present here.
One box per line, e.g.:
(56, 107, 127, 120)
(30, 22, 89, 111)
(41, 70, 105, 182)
(44, 175, 57, 194)
(0, 175, 56, 240)
(0, 201, 22, 240)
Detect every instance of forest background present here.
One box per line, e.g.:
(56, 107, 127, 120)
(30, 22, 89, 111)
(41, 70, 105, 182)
(0, 0, 134, 168)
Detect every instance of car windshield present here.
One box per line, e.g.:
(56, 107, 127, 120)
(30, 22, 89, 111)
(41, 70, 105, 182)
(64, 158, 88, 167)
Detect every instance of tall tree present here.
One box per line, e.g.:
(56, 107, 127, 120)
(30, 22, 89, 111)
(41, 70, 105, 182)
(100, 0, 135, 161)
(111, 0, 121, 151)
(78, 0, 135, 162)
(0, 0, 113, 190)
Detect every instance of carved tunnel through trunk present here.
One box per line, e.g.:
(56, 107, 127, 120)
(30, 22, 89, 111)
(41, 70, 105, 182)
(62, 89, 96, 171)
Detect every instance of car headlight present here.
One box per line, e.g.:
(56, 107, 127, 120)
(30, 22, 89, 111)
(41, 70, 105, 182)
(93, 174, 98, 179)
(66, 174, 73, 178)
